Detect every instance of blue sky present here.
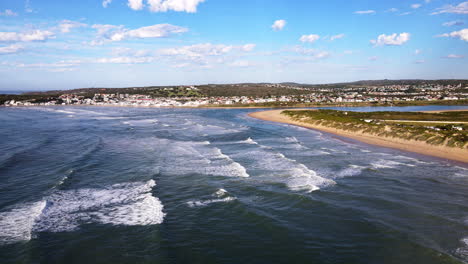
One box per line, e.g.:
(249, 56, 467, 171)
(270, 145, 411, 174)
(0, 0, 467, 91)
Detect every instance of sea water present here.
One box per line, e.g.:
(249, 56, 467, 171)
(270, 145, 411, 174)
(0, 105, 467, 264)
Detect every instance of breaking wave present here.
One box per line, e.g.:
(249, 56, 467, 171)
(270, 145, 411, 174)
(0, 180, 164, 244)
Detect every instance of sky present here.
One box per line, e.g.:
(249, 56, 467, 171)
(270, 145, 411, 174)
(0, 0, 467, 91)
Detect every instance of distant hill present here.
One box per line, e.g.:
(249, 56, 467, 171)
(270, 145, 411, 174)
(9, 79, 468, 98)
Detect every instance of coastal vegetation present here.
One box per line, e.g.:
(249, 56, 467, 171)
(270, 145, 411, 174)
(282, 110, 468, 148)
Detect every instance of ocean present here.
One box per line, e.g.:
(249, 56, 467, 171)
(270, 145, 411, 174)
(0, 105, 467, 264)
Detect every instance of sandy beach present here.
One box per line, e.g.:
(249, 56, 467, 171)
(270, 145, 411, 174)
(248, 109, 468, 163)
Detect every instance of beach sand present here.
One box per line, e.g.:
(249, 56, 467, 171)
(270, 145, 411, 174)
(248, 109, 468, 164)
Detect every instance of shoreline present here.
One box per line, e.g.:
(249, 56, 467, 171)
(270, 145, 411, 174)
(248, 109, 468, 164)
(2, 104, 468, 110)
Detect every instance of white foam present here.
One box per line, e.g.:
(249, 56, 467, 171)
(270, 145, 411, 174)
(371, 159, 415, 169)
(55, 110, 75, 114)
(187, 189, 236, 207)
(233, 147, 335, 192)
(33, 180, 164, 232)
(241, 137, 258, 145)
(335, 165, 365, 178)
(0, 201, 46, 244)
(0, 180, 164, 244)
(456, 237, 468, 259)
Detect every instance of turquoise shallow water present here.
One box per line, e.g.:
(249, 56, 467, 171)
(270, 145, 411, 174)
(0, 105, 467, 264)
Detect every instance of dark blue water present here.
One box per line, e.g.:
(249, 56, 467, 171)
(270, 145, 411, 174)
(0, 106, 467, 264)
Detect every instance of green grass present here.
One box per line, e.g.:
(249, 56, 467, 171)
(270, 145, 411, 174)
(282, 110, 468, 148)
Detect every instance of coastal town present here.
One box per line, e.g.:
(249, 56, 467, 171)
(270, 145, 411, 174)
(3, 82, 468, 107)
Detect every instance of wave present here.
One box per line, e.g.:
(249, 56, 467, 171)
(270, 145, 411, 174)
(240, 137, 258, 145)
(0, 180, 164, 244)
(205, 147, 249, 177)
(335, 165, 366, 178)
(232, 147, 335, 192)
(371, 159, 415, 169)
(0, 201, 46, 244)
(455, 237, 468, 259)
(187, 189, 237, 208)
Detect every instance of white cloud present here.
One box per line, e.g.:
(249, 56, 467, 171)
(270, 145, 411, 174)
(158, 42, 255, 68)
(414, 59, 425, 64)
(0, 44, 23, 55)
(437, 28, 468, 42)
(292, 46, 330, 59)
(399, 12, 412, 16)
(25, 0, 34, 13)
(272, 20, 286, 31)
(443, 21, 464, 27)
(415, 49, 421, 55)
(147, 0, 205, 13)
(241, 44, 256, 52)
(159, 43, 251, 58)
(354, 10, 376, 15)
(370, 32, 410, 46)
(431, 2, 468, 15)
(128, 0, 144, 10)
(96, 56, 154, 64)
(368, 56, 378, 61)
(411, 4, 422, 9)
(0, 9, 18, 17)
(102, 0, 112, 8)
(443, 54, 464, 59)
(92, 23, 188, 42)
(330, 34, 345, 41)
(387, 8, 398, 12)
(229, 60, 253, 68)
(300, 34, 320, 43)
(58, 20, 87, 33)
(0, 30, 55, 42)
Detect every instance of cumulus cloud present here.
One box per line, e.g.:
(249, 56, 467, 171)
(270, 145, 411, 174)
(443, 54, 464, 59)
(354, 10, 376, 14)
(370, 32, 410, 46)
(128, 0, 144, 10)
(300, 34, 320, 43)
(147, 0, 205, 13)
(0, 9, 18, 17)
(102, 0, 112, 8)
(443, 21, 464, 27)
(0, 30, 55, 42)
(0, 44, 23, 55)
(58, 20, 87, 33)
(411, 4, 422, 9)
(437, 28, 468, 42)
(92, 23, 188, 42)
(330, 34, 345, 41)
(431, 2, 468, 15)
(272, 20, 286, 31)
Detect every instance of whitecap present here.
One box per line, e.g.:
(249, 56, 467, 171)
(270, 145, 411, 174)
(0, 180, 164, 244)
(187, 189, 236, 208)
(0, 201, 46, 244)
(335, 165, 366, 178)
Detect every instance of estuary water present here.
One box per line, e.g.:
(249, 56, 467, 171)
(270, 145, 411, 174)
(0, 105, 467, 264)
